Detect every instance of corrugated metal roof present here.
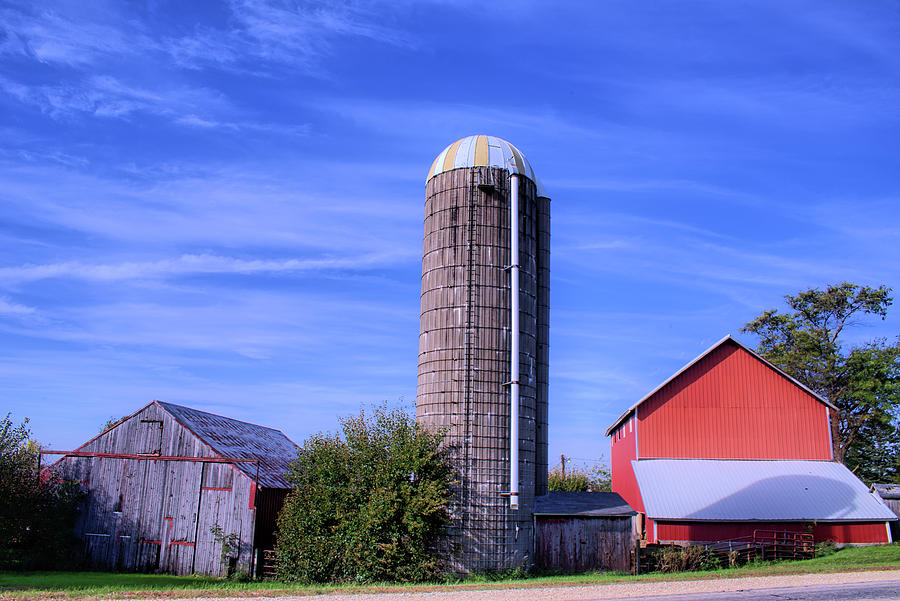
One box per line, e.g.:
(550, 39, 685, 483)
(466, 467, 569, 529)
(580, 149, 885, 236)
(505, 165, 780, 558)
(427, 135, 548, 197)
(605, 335, 836, 436)
(634, 459, 896, 522)
(534, 492, 636, 517)
(157, 401, 298, 489)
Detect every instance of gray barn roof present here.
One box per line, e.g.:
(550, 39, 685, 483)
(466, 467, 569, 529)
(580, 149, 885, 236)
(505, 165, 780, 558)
(633, 459, 896, 522)
(157, 401, 298, 489)
(534, 491, 636, 517)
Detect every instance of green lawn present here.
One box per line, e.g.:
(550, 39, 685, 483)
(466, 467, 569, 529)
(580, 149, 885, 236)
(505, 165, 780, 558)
(1, 544, 898, 599)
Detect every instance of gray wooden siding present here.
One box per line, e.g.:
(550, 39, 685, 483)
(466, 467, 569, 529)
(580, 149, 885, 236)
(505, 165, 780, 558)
(50, 404, 256, 575)
(536, 516, 634, 573)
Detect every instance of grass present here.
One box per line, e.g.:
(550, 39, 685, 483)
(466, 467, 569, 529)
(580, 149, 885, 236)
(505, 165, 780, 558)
(1, 544, 898, 599)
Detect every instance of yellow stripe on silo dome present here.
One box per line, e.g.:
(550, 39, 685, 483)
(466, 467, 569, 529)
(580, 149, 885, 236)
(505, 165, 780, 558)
(507, 142, 526, 175)
(428, 153, 442, 180)
(474, 135, 489, 166)
(442, 139, 462, 173)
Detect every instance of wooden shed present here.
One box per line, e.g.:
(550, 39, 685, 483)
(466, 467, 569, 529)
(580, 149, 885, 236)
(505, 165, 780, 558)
(44, 401, 298, 576)
(874, 484, 900, 540)
(533, 492, 636, 573)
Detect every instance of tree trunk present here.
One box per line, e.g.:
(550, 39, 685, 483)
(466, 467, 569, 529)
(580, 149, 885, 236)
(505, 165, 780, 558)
(831, 409, 843, 463)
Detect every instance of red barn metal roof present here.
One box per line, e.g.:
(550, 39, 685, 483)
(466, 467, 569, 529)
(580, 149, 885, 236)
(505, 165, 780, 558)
(604, 335, 836, 437)
(156, 401, 298, 489)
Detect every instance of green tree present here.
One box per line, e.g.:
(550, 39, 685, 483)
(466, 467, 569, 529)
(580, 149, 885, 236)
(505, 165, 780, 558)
(742, 283, 900, 480)
(99, 415, 124, 432)
(275, 404, 453, 583)
(0, 414, 83, 569)
(548, 458, 611, 492)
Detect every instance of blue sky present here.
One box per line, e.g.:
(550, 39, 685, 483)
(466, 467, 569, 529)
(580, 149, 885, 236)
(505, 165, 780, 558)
(2, 1, 899, 467)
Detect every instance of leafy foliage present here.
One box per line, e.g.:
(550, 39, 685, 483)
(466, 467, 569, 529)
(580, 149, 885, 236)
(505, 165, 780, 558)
(0, 414, 83, 569)
(548, 460, 611, 492)
(742, 283, 900, 481)
(99, 416, 125, 433)
(275, 404, 453, 584)
(209, 524, 241, 574)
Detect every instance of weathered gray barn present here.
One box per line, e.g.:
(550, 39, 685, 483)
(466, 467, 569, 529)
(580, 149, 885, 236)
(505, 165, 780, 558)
(45, 401, 298, 576)
(533, 492, 637, 573)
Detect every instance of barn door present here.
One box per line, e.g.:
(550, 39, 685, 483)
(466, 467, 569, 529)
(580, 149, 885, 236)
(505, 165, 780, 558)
(194, 463, 236, 575)
(156, 461, 203, 574)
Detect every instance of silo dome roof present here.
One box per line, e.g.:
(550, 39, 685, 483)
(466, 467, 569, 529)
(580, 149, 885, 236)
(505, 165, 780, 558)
(427, 135, 548, 197)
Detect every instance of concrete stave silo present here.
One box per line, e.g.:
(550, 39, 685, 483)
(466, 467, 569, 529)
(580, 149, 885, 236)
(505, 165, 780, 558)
(417, 135, 550, 573)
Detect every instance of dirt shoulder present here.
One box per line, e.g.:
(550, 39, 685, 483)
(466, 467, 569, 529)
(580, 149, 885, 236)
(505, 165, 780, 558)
(99, 569, 900, 601)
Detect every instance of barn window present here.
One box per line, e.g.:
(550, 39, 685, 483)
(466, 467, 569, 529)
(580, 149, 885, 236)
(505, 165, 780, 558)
(140, 419, 163, 455)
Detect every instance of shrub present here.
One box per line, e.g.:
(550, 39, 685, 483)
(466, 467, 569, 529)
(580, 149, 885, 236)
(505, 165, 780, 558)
(0, 414, 83, 569)
(275, 404, 453, 583)
(656, 545, 721, 572)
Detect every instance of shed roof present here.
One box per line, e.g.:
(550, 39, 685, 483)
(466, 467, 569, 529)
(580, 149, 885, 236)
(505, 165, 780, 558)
(604, 335, 836, 436)
(534, 491, 636, 517)
(633, 459, 896, 522)
(427, 135, 548, 197)
(874, 483, 900, 500)
(157, 401, 298, 489)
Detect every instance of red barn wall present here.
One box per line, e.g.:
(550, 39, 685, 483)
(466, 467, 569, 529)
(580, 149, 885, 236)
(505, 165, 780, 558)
(610, 416, 643, 514)
(655, 521, 890, 545)
(637, 341, 832, 460)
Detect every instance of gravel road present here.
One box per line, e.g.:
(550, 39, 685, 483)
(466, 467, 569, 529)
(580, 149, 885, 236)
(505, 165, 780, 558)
(156, 570, 900, 601)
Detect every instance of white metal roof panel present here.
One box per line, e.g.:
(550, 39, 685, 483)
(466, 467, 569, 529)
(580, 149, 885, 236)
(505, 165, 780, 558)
(427, 134, 548, 198)
(634, 459, 896, 522)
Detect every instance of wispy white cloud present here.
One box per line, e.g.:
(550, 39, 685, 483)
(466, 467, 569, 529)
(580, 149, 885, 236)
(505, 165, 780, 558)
(166, 0, 414, 71)
(0, 284, 415, 360)
(0, 73, 281, 131)
(0, 3, 156, 66)
(0, 1, 411, 74)
(0, 347, 411, 450)
(0, 161, 420, 253)
(0, 297, 35, 315)
(174, 114, 310, 135)
(313, 98, 602, 141)
(0, 252, 405, 284)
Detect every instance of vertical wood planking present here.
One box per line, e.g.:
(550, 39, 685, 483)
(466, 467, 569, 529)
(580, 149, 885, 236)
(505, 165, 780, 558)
(535, 517, 633, 572)
(44, 402, 259, 575)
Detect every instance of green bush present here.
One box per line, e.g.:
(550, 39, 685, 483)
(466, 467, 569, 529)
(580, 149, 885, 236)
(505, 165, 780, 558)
(0, 414, 83, 569)
(275, 404, 453, 584)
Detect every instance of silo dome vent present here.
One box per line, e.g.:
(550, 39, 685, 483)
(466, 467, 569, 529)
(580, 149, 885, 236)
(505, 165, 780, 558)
(427, 135, 548, 198)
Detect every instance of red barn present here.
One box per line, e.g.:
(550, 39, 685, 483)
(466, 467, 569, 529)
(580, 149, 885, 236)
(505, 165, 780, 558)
(606, 336, 895, 545)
